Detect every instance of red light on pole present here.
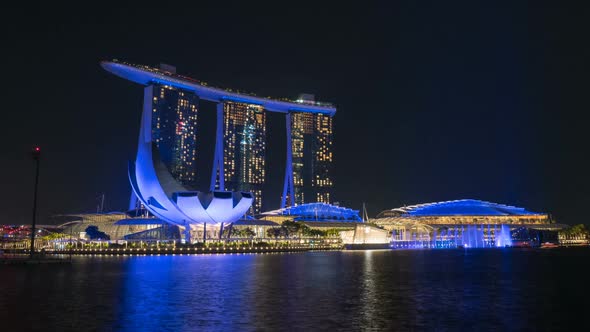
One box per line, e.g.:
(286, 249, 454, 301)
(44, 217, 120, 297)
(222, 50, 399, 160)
(30, 146, 41, 258)
(32, 146, 41, 160)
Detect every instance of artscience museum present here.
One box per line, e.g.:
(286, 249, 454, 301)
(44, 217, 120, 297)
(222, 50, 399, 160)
(98, 60, 340, 243)
(128, 104, 253, 242)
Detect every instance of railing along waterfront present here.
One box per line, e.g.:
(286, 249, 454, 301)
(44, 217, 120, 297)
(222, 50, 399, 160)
(1, 237, 344, 256)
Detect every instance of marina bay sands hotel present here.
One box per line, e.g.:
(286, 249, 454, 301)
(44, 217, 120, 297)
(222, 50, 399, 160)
(101, 60, 335, 214)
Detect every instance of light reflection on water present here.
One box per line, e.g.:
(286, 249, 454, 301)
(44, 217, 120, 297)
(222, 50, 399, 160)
(1, 249, 589, 331)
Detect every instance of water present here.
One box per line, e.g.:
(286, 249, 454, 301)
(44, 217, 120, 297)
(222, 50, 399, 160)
(496, 224, 513, 247)
(396, 224, 514, 249)
(1, 248, 589, 331)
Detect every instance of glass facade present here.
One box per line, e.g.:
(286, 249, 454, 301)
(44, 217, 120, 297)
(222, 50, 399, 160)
(151, 84, 199, 188)
(291, 112, 333, 205)
(223, 101, 266, 214)
(272, 203, 361, 222)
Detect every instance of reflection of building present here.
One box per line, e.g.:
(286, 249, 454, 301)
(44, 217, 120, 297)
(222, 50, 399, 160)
(290, 112, 333, 205)
(151, 84, 199, 187)
(222, 101, 266, 214)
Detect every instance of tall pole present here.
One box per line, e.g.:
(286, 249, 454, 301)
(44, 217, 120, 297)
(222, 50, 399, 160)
(69, 219, 73, 260)
(30, 146, 41, 259)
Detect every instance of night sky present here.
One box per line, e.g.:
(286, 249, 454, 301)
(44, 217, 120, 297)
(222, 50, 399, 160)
(2, 1, 589, 225)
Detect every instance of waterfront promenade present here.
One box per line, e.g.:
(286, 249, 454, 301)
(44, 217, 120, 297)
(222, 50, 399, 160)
(2, 242, 341, 257)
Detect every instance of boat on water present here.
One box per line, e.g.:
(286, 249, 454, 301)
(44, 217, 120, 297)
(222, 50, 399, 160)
(511, 241, 532, 248)
(540, 242, 559, 249)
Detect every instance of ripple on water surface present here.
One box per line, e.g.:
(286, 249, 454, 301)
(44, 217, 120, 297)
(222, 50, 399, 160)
(0, 248, 589, 331)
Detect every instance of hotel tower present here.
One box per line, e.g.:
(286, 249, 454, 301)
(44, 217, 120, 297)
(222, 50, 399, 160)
(102, 60, 335, 215)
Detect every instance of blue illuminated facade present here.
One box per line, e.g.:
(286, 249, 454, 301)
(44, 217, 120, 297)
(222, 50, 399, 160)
(374, 199, 554, 249)
(126, 84, 254, 243)
(264, 203, 362, 222)
(100, 60, 336, 115)
(102, 60, 337, 216)
(378, 199, 543, 217)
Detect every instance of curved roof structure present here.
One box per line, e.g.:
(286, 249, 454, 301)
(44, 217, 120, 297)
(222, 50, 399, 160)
(128, 89, 254, 228)
(377, 199, 545, 218)
(128, 106, 253, 226)
(101, 60, 336, 115)
(263, 203, 362, 222)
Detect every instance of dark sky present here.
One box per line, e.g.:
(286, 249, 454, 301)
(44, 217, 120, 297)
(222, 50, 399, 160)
(2, 1, 589, 225)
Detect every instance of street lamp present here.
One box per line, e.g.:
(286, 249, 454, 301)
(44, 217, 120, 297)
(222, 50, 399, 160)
(30, 146, 41, 259)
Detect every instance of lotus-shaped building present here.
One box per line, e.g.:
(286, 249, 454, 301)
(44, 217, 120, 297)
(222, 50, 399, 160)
(128, 95, 253, 242)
